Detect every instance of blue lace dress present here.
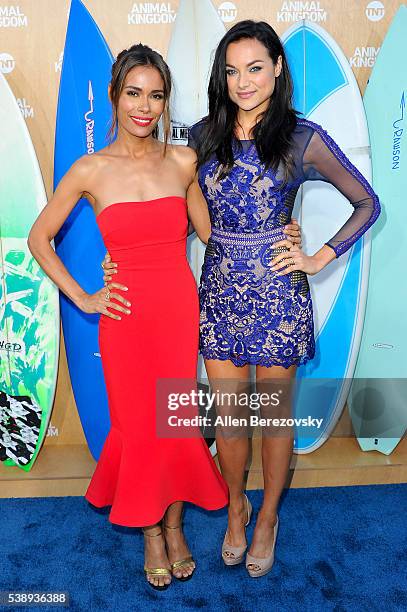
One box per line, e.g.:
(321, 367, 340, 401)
(188, 118, 380, 368)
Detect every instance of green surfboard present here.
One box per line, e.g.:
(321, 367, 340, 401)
(0, 71, 60, 471)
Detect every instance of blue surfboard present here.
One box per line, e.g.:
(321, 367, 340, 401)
(283, 22, 372, 453)
(54, 0, 113, 459)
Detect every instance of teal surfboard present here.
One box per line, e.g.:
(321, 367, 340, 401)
(283, 22, 372, 453)
(348, 5, 407, 455)
(0, 72, 60, 471)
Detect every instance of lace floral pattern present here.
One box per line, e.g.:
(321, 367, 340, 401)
(191, 118, 380, 367)
(199, 229, 315, 367)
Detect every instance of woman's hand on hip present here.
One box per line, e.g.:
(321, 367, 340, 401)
(269, 242, 324, 276)
(284, 217, 302, 247)
(101, 251, 118, 284)
(76, 285, 131, 320)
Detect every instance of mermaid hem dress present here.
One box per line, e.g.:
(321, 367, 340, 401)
(188, 118, 380, 368)
(84, 196, 228, 527)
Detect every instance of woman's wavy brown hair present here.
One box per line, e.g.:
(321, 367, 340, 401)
(107, 43, 172, 151)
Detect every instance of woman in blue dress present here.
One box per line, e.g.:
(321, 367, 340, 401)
(188, 19, 380, 578)
(103, 21, 380, 578)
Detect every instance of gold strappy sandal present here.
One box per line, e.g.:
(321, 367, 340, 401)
(143, 528, 172, 591)
(163, 523, 196, 581)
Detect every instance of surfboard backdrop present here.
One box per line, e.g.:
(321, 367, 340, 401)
(348, 5, 407, 455)
(282, 21, 373, 454)
(167, 0, 226, 376)
(0, 71, 60, 471)
(166, 0, 226, 455)
(54, 0, 113, 460)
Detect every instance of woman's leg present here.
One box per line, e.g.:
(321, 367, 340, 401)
(164, 501, 196, 579)
(246, 364, 296, 566)
(143, 522, 172, 588)
(205, 359, 251, 551)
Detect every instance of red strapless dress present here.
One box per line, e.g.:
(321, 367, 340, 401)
(84, 196, 228, 526)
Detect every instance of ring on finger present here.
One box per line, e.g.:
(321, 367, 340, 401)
(105, 290, 110, 301)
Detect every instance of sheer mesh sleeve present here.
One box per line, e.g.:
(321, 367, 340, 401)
(188, 118, 207, 151)
(187, 123, 199, 151)
(186, 120, 204, 235)
(301, 120, 381, 257)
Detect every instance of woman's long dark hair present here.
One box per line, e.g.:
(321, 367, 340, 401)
(196, 20, 297, 181)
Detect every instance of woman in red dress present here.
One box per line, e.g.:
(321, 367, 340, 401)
(27, 44, 228, 590)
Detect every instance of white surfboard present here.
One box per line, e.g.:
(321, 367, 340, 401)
(283, 22, 373, 453)
(166, 0, 226, 455)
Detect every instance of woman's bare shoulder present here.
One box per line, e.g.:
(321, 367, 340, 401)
(71, 151, 107, 173)
(168, 143, 197, 168)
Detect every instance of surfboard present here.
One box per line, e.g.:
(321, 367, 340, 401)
(54, 0, 113, 460)
(282, 21, 372, 454)
(348, 5, 407, 455)
(0, 71, 59, 471)
(166, 0, 226, 455)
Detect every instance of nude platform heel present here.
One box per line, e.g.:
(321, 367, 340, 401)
(245, 515, 279, 578)
(222, 493, 253, 566)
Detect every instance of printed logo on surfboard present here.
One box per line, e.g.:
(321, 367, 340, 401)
(218, 2, 238, 23)
(276, 1, 327, 23)
(392, 92, 405, 171)
(0, 337, 22, 353)
(365, 1, 385, 22)
(0, 5, 27, 27)
(349, 46, 380, 68)
(128, 2, 176, 25)
(0, 52, 15, 73)
(84, 81, 95, 155)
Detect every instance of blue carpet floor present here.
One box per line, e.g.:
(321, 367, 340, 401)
(0, 484, 406, 612)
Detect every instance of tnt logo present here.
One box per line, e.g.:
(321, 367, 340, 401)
(218, 1, 237, 23)
(0, 52, 15, 74)
(366, 1, 385, 22)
